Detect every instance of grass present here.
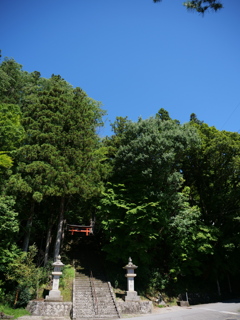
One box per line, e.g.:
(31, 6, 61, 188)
(165, 296, 178, 306)
(37, 264, 75, 301)
(59, 264, 75, 301)
(0, 304, 30, 319)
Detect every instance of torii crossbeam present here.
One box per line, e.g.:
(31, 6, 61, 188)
(67, 224, 93, 236)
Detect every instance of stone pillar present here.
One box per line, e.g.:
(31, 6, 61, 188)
(45, 255, 64, 301)
(123, 257, 140, 301)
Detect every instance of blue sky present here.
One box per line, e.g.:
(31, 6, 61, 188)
(1, 0, 240, 137)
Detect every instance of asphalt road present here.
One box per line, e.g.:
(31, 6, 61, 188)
(123, 301, 240, 320)
(17, 300, 240, 320)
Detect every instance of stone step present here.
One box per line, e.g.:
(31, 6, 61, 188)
(75, 308, 94, 311)
(75, 293, 93, 296)
(76, 278, 92, 281)
(73, 261, 120, 319)
(75, 298, 94, 303)
(76, 317, 119, 319)
(97, 309, 118, 313)
(75, 318, 119, 320)
(75, 298, 93, 302)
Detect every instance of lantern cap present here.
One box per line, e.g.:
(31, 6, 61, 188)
(123, 257, 138, 269)
(53, 255, 64, 266)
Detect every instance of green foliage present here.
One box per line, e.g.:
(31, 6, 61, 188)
(148, 268, 169, 292)
(155, 108, 171, 121)
(6, 245, 38, 286)
(59, 265, 75, 301)
(0, 196, 20, 274)
(0, 103, 25, 151)
(182, 122, 240, 278)
(0, 152, 13, 169)
(60, 265, 75, 289)
(153, 0, 223, 13)
(0, 103, 24, 183)
(169, 188, 218, 277)
(98, 117, 200, 272)
(99, 183, 161, 264)
(0, 304, 30, 319)
(1, 54, 240, 299)
(5, 244, 47, 306)
(0, 59, 24, 104)
(10, 78, 106, 200)
(3, 65, 107, 256)
(0, 196, 19, 235)
(183, 0, 223, 13)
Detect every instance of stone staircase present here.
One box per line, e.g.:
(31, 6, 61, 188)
(70, 239, 120, 320)
(74, 272, 95, 318)
(73, 270, 120, 320)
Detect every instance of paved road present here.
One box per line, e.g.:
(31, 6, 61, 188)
(123, 301, 240, 320)
(17, 301, 240, 320)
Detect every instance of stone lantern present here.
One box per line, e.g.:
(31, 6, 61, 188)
(45, 255, 64, 301)
(123, 257, 140, 301)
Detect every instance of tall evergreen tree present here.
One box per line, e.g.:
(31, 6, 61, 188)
(9, 75, 106, 259)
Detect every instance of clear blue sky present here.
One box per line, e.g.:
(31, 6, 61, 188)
(1, 0, 240, 137)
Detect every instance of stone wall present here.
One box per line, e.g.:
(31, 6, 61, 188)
(27, 301, 72, 317)
(117, 300, 152, 314)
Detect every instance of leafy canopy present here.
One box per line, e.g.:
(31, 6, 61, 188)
(153, 0, 223, 13)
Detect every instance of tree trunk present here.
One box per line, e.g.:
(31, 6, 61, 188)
(227, 274, 232, 293)
(22, 201, 35, 252)
(216, 278, 221, 296)
(54, 197, 65, 261)
(44, 224, 53, 266)
(14, 289, 19, 307)
(60, 219, 66, 252)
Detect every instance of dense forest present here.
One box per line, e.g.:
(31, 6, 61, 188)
(0, 57, 240, 307)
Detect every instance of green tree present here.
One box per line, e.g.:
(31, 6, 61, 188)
(0, 196, 20, 278)
(98, 116, 200, 275)
(0, 103, 25, 151)
(0, 152, 12, 169)
(0, 103, 25, 191)
(182, 122, 240, 290)
(153, 0, 223, 13)
(168, 187, 218, 279)
(6, 244, 41, 307)
(155, 108, 171, 121)
(9, 75, 106, 259)
(0, 59, 24, 104)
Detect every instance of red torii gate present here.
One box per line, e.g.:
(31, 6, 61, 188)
(67, 224, 93, 236)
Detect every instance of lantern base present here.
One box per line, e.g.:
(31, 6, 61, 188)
(124, 291, 140, 301)
(45, 289, 63, 302)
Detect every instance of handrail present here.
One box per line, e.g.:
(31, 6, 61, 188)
(72, 272, 76, 320)
(90, 270, 98, 315)
(107, 281, 121, 318)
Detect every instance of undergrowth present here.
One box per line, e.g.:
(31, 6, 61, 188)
(59, 264, 75, 301)
(38, 264, 75, 301)
(0, 304, 30, 319)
